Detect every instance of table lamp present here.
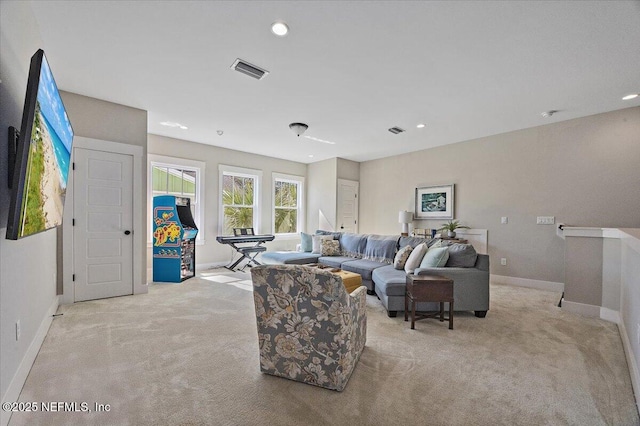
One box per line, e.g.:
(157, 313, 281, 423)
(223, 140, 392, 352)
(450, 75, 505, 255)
(398, 211, 413, 236)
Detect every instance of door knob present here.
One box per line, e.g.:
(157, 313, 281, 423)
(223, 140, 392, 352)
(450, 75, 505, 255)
(124, 230, 131, 235)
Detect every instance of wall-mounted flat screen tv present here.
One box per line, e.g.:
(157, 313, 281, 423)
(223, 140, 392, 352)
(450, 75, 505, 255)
(6, 49, 74, 240)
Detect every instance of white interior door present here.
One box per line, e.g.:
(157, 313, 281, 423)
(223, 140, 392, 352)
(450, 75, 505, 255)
(337, 179, 359, 233)
(73, 148, 134, 302)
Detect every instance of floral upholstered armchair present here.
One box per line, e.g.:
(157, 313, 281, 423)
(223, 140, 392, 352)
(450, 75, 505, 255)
(250, 264, 367, 391)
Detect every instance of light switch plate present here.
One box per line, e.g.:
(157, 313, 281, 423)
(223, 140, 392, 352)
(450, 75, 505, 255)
(501, 217, 508, 224)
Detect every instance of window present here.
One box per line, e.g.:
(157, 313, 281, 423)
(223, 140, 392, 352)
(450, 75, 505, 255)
(148, 155, 205, 243)
(219, 165, 261, 235)
(273, 173, 304, 236)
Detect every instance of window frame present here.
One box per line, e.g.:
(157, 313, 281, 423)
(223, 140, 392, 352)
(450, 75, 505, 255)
(219, 164, 262, 235)
(148, 154, 205, 245)
(272, 172, 305, 238)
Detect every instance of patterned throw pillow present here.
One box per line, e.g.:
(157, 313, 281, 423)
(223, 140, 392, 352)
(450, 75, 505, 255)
(312, 235, 334, 254)
(393, 246, 413, 270)
(321, 239, 341, 256)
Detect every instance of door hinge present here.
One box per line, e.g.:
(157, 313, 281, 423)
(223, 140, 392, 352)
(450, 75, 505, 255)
(72, 274, 75, 282)
(72, 162, 75, 170)
(72, 218, 75, 226)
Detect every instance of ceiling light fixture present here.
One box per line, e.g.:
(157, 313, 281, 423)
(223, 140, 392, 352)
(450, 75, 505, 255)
(289, 122, 308, 137)
(622, 93, 638, 100)
(160, 121, 188, 130)
(541, 110, 558, 118)
(304, 135, 336, 145)
(271, 22, 289, 36)
(417, 123, 426, 128)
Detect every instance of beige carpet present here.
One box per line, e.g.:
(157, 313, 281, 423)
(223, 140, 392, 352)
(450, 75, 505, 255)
(9, 269, 640, 426)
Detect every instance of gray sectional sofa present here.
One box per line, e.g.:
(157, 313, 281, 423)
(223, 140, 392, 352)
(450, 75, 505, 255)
(261, 231, 490, 318)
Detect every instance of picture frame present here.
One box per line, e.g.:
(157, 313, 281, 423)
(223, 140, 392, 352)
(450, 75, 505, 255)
(415, 184, 454, 219)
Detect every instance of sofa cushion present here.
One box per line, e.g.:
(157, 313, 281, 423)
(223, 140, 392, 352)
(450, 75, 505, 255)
(394, 245, 413, 269)
(341, 259, 387, 281)
(420, 246, 450, 268)
(317, 256, 355, 268)
(315, 230, 342, 239)
(372, 265, 407, 296)
(340, 233, 368, 258)
(321, 239, 341, 256)
(404, 243, 428, 273)
(445, 243, 478, 267)
(312, 235, 334, 254)
(363, 235, 398, 264)
(300, 232, 313, 252)
(261, 251, 320, 265)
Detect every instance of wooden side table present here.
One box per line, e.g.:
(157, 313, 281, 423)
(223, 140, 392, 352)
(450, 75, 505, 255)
(405, 274, 454, 330)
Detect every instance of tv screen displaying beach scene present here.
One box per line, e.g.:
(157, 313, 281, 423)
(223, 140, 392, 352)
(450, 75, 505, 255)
(9, 50, 73, 239)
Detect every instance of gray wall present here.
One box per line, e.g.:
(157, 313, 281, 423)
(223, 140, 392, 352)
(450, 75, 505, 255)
(0, 0, 59, 406)
(59, 91, 148, 287)
(307, 158, 338, 232)
(359, 107, 640, 283)
(337, 157, 360, 181)
(148, 134, 307, 267)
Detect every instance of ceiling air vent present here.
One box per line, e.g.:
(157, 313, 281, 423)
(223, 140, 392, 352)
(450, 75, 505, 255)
(231, 59, 269, 80)
(388, 126, 405, 134)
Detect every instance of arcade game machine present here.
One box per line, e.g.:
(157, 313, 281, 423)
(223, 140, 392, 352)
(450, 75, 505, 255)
(153, 195, 199, 282)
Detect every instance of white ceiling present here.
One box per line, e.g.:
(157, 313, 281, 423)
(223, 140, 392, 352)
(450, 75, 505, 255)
(30, 1, 640, 164)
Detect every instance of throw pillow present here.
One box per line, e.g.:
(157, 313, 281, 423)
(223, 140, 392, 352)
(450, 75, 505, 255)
(419, 246, 450, 268)
(394, 246, 413, 269)
(312, 235, 333, 254)
(445, 243, 478, 267)
(404, 243, 428, 274)
(300, 232, 313, 252)
(321, 239, 341, 256)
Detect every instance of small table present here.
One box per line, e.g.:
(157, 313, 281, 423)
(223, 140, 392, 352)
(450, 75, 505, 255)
(405, 274, 454, 330)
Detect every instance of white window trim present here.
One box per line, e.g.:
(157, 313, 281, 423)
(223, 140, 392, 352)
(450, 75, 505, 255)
(219, 164, 262, 235)
(272, 172, 305, 239)
(148, 154, 205, 245)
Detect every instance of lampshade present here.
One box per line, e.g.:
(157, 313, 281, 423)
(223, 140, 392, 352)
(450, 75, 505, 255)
(289, 122, 308, 137)
(398, 211, 413, 224)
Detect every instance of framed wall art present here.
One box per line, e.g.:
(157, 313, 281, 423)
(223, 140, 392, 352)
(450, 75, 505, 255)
(415, 184, 454, 219)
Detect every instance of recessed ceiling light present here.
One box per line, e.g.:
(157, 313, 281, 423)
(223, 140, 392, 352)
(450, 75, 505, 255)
(160, 121, 188, 130)
(417, 123, 426, 128)
(271, 22, 289, 36)
(308, 155, 314, 158)
(622, 93, 638, 100)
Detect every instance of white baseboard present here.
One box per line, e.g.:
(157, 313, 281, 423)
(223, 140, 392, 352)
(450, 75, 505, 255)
(491, 274, 564, 292)
(561, 300, 601, 318)
(618, 318, 640, 410)
(600, 307, 621, 324)
(1, 296, 59, 426)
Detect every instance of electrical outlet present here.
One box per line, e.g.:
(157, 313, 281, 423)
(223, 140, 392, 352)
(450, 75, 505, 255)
(16, 320, 21, 341)
(501, 217, 508, 224)
(501, 258, 507, 266)
(537, 216, 555, 225)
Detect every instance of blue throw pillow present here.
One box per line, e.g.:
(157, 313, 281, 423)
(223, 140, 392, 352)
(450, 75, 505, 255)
(419, 247, 450, 268)
(300, 232, 313, 252)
